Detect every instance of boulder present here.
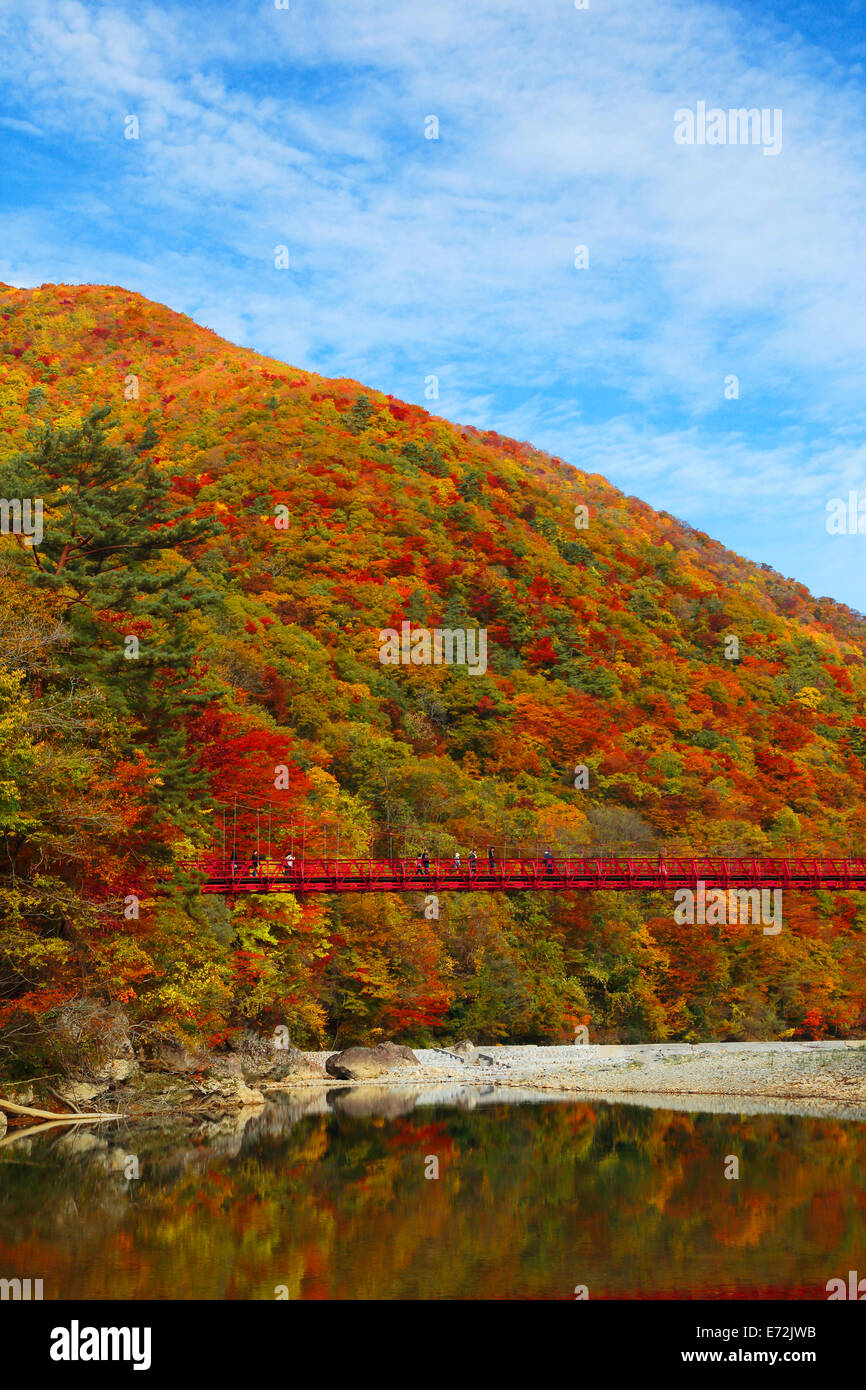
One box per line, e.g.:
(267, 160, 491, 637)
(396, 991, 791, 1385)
(56, 1080, 111, 1107)
(325, 1041, 419, 1081)
(51, 1058, 138, 1110)
(451, 1040, 475, 1056)
(261, 1053, 329, 1085)
(194, 1072, 266, 1110)
(3, 1085, 35, 1106)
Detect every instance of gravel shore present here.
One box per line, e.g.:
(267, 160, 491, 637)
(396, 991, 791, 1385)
(273, 1040, 866, 1113)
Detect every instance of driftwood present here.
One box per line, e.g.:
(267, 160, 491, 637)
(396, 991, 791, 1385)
(0, 1096, 121, 1122)
(0, 1118, 109, 1149)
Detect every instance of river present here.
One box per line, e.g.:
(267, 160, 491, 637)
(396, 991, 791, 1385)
(1, 1088, 863, 1300)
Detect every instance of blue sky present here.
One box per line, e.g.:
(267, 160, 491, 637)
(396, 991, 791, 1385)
(1, 0, 866, 610)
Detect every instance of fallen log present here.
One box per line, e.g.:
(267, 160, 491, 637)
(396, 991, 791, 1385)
(0, 1096, 121, 1122)
(0, 1118, 105, 1148)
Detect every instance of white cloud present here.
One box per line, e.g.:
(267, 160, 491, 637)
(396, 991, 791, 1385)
(1, 0, 865, 603)
(0, 115, 43, 136)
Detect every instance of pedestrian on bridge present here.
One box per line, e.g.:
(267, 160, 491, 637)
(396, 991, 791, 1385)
(421, 848, 430, 876)
(249, 852, 260, 879)
(487, 847, 496, 873)
(282, 851, 295, 876)
(469, 848, 478, 874)
(543, 847, 554, 874)
(453, 850, 461, 872)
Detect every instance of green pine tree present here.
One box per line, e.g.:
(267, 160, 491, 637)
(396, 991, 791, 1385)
(0, 405, 223, 832)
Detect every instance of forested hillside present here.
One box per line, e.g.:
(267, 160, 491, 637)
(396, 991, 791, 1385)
(2, 281, 865, 1061)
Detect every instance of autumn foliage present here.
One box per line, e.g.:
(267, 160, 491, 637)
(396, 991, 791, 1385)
(1, 281, 865, 1061)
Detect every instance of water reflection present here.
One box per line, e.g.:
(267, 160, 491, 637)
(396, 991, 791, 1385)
(0, 1087, 863, 1300)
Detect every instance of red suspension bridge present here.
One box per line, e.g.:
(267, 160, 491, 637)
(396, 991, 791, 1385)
(184, 854, 866, 896)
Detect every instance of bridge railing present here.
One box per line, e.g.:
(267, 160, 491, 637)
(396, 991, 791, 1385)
(177, 854, 866, 894)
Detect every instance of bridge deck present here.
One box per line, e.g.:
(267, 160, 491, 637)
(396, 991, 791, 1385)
(182, 856, 866, 895)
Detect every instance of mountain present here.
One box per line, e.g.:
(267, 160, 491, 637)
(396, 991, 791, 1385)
(1, 281, 865, 1061)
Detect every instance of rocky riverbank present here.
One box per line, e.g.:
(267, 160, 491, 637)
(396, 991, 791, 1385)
(284, 1040, 866, 1110)
(3, 1038, 865, 1127)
